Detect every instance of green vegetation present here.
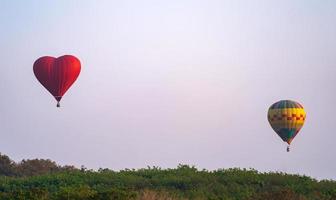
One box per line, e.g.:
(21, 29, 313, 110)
(0, 153, 335, 200)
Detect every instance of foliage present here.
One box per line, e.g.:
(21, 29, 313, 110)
(0, 153, 77, 177)
(0, 154, 335, 199)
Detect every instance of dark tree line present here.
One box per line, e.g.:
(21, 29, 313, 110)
(0, 153, 76, 177)
(0, 153, 335, 199)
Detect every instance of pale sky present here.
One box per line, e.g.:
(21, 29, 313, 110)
(0, 0, 335, 180)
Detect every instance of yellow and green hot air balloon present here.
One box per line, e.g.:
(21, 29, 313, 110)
(267, 100, 306, 152)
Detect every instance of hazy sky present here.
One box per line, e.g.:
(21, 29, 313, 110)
(1, 0, 335, 180)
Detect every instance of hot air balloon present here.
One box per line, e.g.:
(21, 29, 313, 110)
(267, 100, 306, 152)
(33, 55, 81, 107)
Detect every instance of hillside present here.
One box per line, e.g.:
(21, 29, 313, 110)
(0, 153, 335, 200)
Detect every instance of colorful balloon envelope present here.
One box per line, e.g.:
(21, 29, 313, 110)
(267, 100, 306, 151)
(33, 55, 81, 107)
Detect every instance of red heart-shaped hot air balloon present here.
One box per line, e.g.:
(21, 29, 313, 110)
(33, 55, 81, 107)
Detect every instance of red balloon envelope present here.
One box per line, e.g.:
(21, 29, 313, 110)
(33, 55, 81, 107)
